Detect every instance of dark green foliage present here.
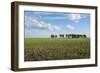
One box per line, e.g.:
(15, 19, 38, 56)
(59, 34, 64, 38)
(51, 35, 57, 38)
(65, 34, 87, 38)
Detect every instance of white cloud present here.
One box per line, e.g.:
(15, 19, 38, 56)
(25, 16, 60, 31)
(66, 24, 74, 30)
(68, 14, 81, 20)
(32, 12, 53, 15)
(66, 13, 84, 23)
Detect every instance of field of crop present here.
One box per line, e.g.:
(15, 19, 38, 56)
(24, 38, 90, 61)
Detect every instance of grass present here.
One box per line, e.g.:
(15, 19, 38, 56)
(24, 38, 90, 61)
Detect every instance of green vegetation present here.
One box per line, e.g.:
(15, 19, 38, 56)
(51, 34, 87, 38)
(24, 38, 90, 61)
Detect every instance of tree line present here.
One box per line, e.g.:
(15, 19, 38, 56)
(51, 34, 87, 38)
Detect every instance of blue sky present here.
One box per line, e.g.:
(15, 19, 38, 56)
(24, 11, 90, 38)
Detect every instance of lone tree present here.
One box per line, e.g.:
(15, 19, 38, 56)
(51, 35, 55, 38)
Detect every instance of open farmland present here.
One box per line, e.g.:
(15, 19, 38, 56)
(24, 38, 90, 61)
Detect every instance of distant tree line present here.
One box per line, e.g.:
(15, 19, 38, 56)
(51, 34, 87, 38)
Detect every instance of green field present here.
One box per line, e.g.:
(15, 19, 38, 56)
(24, 38, 90, 61)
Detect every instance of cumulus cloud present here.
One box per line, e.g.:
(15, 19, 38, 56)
(25, 16, 60, 31)
(66, 24, 74, 30)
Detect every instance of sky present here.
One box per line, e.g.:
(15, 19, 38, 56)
(24, 11, 90, 38)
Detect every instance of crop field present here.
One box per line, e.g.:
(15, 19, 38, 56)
(24, 38, 90, 61)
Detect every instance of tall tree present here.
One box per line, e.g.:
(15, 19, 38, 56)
(51, 35, 54, 38)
